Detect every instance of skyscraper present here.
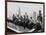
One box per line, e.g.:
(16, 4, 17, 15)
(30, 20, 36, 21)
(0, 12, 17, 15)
(17, 8, 21, 18)
(18, 8, 21, 17)
(33, 12, 37, 23)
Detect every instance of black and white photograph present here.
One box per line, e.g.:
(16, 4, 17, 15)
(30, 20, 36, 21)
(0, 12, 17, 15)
(6, 1, 45, 34)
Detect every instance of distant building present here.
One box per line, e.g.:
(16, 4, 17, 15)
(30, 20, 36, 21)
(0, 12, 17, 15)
(17, 8, 21, 18)
(25, 12, 28, 19)
(33, 12, 37, 23)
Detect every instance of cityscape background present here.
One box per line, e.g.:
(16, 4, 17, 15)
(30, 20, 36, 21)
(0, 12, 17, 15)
(7, 2, 43, 21)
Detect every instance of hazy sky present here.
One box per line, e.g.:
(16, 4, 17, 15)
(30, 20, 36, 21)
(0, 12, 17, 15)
(7, 2, 43, 20)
